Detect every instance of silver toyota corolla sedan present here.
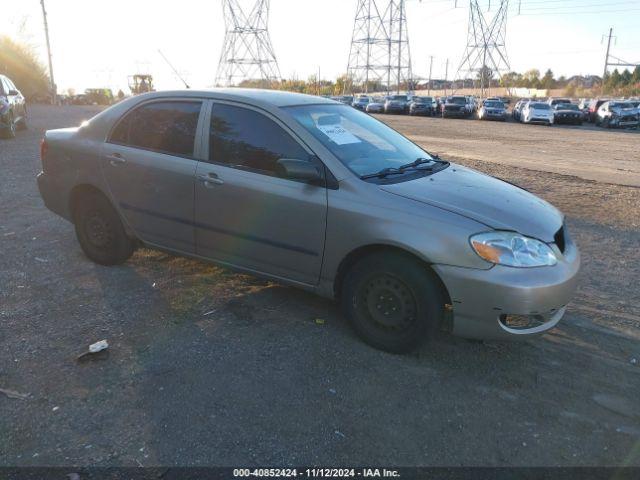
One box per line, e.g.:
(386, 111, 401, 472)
(37, 89, 580, 353)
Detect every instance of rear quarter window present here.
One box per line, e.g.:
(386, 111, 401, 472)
(108, 101, 202, 157)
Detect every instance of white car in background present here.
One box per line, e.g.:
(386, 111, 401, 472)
(522, 101, 554, 125)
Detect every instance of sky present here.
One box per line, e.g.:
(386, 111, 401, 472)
(1, 0, 639, 93)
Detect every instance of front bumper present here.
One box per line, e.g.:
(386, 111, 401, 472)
(527, 117, 552, 124)
(385, 104, 406, 113)
(554, 114, 582, 124)
(433, 237, 580, 340)
(443, 109, 467, 117)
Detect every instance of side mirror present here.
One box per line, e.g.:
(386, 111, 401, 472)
(8, 89, 19, 96)
(277, 158, 322, 183)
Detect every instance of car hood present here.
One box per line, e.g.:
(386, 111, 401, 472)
(380, 165, 563, 242)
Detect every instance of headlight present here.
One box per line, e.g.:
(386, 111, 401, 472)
(470, 231, 557, 267)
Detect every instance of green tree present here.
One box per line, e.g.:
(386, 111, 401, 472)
(0, 35, 50, 99)
(522, 69, 541, 88)
(633, 66, 640, 83)
(621, 69, 632, 86)
(541, 69, 555, 89)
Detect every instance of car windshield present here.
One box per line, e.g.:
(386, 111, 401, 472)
(413, 97, 432, 103)
(285, 104, 436, 178)
(484, 101, 504, 108)
(390, 95, 408, 101)
(609, 102, 633, 109)
(449, 97, 466, 105)
(356, 97, 370, 103)
(556, 104, 579, 110)
(530, 103, 550, 110)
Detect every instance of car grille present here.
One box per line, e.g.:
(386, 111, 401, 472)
(621, 115, 636, 122)
(554, 225, 566, 253)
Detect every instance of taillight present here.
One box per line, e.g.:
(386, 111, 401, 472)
(40, 138, 49, 172)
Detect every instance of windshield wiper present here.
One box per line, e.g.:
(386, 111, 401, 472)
(361, 156, 448, 179)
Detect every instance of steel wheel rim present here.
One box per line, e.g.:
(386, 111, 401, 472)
(359, 274, 417, 332)
(84, 211, 114, 248)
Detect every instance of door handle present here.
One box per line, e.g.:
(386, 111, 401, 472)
(198, 172, 224, 187)
(106, 153, 126, 166)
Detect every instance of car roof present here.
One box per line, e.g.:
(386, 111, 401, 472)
(131, 88, 338, 108)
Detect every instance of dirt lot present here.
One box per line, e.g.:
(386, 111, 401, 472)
(1, 105, 639, 467)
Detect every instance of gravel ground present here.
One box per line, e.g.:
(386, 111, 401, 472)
(1, 105, 639, 467)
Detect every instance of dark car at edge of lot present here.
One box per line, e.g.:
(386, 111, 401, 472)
(384, 94, 409, 114)
(552, 103, 583, 125)
(408, 96, 436, 116)
(0, 74, 28, 139)
(442, 96, 472, 118)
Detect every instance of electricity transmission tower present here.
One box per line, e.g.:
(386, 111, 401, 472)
(215, 0, 281, 87)
(346, 0, 413, 94)
(455, 0, 510, 97)
(602, 28, 639, 79)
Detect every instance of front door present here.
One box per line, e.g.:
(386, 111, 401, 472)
(194, 102, 327, 286)
(101, 99, 205, 253)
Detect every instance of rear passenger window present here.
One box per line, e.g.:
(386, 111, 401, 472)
(209, 103, 308, 176)
(109, 101, 202, 157)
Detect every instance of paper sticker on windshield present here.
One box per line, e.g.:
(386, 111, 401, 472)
(317, 124, 361, 145)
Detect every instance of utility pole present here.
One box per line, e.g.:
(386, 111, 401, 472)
(40, 0, 56, 104)
(444, 58, 449, 96)
(427, 55, 433, 95)
(602, 27, 613, 79)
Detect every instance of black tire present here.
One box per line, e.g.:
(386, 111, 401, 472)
(341, 252, 444, 353)
(73, 191, 135, 266)
(1, 113, 16, 139)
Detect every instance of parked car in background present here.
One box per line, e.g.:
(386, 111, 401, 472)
(365, 97, 385, 114)
(339, 95, 354, 106)
(512, 99, 529, 122)
(578, 99, 592, 121)
(595, 101, 640, 129)
(408, 96, 436, 116)
(477, 99, 507, 121)
(521, 101, 554, 125)
(0, 74, 27, 139)
(587, 98, 610, 123)
(352, 95, 372, 111)
(552, 103, 583, 125)
(36, 89, 580, 353)
(442, 96, 472, 118)
(548, 98, 572, 107)
(384, 94, 409, 114)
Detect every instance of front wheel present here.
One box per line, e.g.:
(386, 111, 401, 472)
(341, 253, 445, 353)
(74, 191, 135, 266)
(0, 114, 16, 139)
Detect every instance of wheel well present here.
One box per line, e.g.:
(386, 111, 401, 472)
(333, 244, 452, 307)
(68, 184, 108, 223)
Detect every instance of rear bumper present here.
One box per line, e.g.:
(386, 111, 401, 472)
(433, 237, 580, 340)
(37, 171, 72, 221)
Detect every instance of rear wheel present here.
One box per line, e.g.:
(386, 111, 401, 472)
(341, 253, 444, 353)
(73, 191, 135, 265)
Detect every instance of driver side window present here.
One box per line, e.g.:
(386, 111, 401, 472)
(209, 103, 309, 177)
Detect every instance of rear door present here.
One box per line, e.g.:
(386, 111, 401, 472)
(102, 99, 205, 253)
(193, 101, 327, 285)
